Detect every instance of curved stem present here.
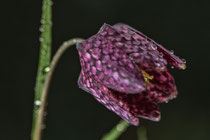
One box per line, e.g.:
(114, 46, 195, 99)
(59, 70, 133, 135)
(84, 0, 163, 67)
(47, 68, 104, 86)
(32, 38, 84, 140)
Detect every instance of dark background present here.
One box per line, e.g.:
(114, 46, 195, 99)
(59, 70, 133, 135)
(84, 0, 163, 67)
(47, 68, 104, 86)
(1, 0, 210, 140)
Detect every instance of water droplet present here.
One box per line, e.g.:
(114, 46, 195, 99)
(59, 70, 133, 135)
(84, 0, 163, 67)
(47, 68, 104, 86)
(50, 1, 54, 6)
(44, 112, 48, 116)
(118, 101, 123, 106)
(171, 66, 174, 69)
(39, 27, 43, 32)
(150, 43, 157, 50)
(182, 58, 186, 63)
(170, 50, 174, 54)
(44, 66, 50, 73)
(160, 67, 166, 71)
(40, 19, 44, 24)
(42, 124, 46, 129)
(171, 95, 177, 99)
(156, 63, 161, 67)
(116, 124, 124, 131)
(48, 21, 52, 25)
(39, 37, 43, 42)
(149, 43, 157, 50)
(34, 100, 41, 106)
(159, 52, 163, 57)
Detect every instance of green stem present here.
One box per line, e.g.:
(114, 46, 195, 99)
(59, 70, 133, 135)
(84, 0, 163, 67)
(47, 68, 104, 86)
(31, 39, 83, 140)
(31, 0, 52, 139)
(101, 120, 130, 140)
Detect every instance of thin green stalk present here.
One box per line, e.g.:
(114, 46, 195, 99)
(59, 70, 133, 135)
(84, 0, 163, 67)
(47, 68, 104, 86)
(31, 0, 52, 139)
(32, 38, 83, 140)
(101, 120, 130, 140)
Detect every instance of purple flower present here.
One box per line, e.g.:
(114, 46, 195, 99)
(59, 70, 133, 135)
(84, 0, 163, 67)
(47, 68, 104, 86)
(76, 23, 186, 125)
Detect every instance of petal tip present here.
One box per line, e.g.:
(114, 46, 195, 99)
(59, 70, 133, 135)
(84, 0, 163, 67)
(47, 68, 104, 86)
(179, 63, 186, 70)
(151, 113, 161, 122)
(154, 115, 161, 122)
(132, 118, 140, 126)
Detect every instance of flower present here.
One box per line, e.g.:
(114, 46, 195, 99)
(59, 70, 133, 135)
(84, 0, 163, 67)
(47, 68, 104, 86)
(76, 23, 186, 125)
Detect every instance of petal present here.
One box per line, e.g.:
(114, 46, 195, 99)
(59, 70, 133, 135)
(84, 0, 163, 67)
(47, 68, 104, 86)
(113, 23, 186, 70)
(78, 69, 160, 123)
(156, 45, 186, 69)
(130, 101, 160, 121)
(77, 24, 146, 94)
(143, 68, 178, 103)
(113, 23, 167, 70)
(109, 90, 161, 121)
(78, 70, 139, 125)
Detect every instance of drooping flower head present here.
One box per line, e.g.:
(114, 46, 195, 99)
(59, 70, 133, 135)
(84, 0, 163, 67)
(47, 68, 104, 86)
(76, 23, 186, 125)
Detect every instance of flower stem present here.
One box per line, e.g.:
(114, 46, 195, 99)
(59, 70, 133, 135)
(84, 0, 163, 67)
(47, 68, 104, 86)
(31, 0, 52, 139)
(32, 38, 83, 140)
(101, 120, 130, 140)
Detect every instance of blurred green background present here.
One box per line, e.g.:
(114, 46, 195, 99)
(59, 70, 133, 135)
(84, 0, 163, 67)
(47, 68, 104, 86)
(0, 0, 210, 140)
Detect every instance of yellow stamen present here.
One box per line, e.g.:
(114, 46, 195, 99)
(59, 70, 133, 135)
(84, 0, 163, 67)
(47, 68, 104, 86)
(141, 70, 154, 86)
